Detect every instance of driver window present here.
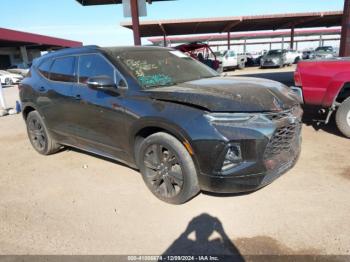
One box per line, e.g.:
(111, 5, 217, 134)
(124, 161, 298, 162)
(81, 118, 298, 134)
(78, 54, 115, 84)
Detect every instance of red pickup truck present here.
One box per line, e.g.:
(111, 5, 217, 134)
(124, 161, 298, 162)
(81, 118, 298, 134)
(294, 58, 350, 138)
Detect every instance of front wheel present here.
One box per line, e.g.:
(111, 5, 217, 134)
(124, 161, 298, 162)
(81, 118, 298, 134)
(238, 63, 245, 70)
(138, 132, 200, 204)
(336, 97, 350, 138)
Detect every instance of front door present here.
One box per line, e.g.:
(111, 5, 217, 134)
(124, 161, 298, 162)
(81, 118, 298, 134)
(70, 53, 128, 159)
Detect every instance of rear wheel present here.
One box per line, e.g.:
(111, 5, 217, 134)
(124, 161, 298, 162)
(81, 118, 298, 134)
(138, 132, 200, 204)
(26, 111, 61, 155)
(336, 97, 350, 138)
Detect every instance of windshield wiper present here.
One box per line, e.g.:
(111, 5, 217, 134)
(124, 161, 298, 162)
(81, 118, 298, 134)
(145, 82, 176, 89)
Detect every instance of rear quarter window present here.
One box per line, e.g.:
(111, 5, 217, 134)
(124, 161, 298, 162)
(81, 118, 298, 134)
(38, 59, 52, 79)
(50, 56, 76, 83)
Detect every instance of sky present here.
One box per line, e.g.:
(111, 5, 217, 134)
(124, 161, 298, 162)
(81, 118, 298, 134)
(0, 0, 345, 47)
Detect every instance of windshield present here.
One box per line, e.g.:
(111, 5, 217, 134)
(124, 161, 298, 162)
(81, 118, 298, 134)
(223, 50, 235, 56)
(267, 50, 283, 56)
(108, 50, 218, 89)
(315, 46, 333, 52)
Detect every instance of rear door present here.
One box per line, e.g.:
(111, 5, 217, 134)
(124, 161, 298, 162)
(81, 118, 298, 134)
(70, 53, 127, 158)
(38, 56, 78, 141)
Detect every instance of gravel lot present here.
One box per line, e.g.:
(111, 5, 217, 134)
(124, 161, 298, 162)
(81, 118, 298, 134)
(0, 69, 350, 256)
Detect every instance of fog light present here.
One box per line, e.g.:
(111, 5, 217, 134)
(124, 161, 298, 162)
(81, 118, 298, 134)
(221, 144, 242, 172)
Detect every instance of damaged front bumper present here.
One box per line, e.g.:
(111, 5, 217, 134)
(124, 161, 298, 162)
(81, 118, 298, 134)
(194, 106, 303, 194)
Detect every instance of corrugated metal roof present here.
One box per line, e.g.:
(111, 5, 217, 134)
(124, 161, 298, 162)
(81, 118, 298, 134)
(0, 28, 83, 49)
(121, 11, 343, 37)
(148, 28, 342, 44)
(76, 0, 172, 5)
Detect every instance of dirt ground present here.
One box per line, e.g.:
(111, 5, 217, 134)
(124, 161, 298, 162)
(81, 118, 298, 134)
(0, 74, 350, 256)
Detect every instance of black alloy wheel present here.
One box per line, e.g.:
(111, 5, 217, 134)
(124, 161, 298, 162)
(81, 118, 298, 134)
(28, 117, 47, 151)
(138, 132, 200, 204)
(26, 111, 61, 155)
(143, 143, 184, 198)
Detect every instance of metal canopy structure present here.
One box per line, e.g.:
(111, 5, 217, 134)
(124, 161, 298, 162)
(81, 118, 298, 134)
(121, 11, 343, 37)
(340, 0, 350, 56)
(148, 28, 341, 45)
(76, 0, 171, 5)
(76, 0, 173, 45)
(0, 27, 82, 50)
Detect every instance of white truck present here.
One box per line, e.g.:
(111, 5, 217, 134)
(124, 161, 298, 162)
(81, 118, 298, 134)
(221, 50, 246, 71)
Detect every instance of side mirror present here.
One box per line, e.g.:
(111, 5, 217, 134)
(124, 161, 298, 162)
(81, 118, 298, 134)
(87, 75, 117, 92)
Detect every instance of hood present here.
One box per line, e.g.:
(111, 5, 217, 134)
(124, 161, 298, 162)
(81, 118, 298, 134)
(264, 54, 282, 59)
(146, 77, 298, 112)
(9, 73, 23, 78)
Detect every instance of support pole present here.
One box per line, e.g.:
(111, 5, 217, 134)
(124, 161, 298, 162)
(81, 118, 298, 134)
(319, 35, 323, 47)
(130, 0, 141, 46)
(20, 46, 29, 67)
(340, 0, 350, 57)
(269, 42, 272, 50)
(163, 34, 167, 47)
(243, 39, 247, 54)
(227, 31, 231, 50)
(290, 26, 295, 50)
(281, 37, 285, 49)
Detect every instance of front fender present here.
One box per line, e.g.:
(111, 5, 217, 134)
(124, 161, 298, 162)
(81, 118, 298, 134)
(129, 117, 194, 152)
(128, 117, 201, 172)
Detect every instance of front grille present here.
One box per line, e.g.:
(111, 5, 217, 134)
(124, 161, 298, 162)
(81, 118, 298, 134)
(264, 123, 300, 159)
(263, 106, 302, 165)
(264, 106, 298, 121)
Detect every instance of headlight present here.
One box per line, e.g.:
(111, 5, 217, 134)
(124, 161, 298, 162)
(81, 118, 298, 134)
(272, 58, 280, 63)
(205, 113, 255, 123)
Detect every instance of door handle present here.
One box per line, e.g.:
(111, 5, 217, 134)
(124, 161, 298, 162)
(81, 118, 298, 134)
(39, 86, 46, 92)
(75, 94, 81, 100)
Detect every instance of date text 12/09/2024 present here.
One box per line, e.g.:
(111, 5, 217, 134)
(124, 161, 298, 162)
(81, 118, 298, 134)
(128, 255, 220, 261)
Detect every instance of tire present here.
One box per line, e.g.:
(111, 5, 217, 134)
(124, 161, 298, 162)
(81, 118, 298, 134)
(26, 111, 61, 155)
(238, 63, 245, 70)
(294, 57, 301, 64)
(5, 78, 13, 86)
(138, 132, 200, 204)
(336, 97, 350, 138)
